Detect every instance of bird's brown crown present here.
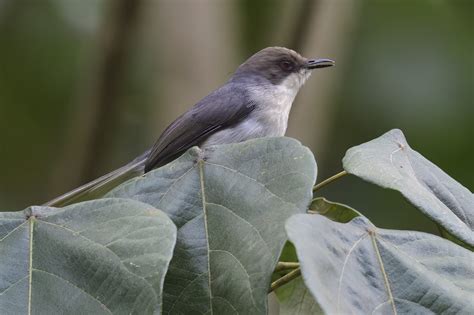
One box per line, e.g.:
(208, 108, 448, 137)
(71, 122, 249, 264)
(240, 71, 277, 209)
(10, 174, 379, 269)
(234, 47, 309, 85)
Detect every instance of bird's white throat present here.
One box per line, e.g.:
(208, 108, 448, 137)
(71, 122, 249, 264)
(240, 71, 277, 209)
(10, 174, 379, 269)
(202, 70, 311, 147)
(249, 70, 312, 134)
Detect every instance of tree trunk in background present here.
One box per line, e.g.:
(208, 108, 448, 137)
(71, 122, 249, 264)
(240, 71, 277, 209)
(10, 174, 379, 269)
(48, 0, 144, 198)
(142, 0, 239, 140)
(286, 0, 360, 170)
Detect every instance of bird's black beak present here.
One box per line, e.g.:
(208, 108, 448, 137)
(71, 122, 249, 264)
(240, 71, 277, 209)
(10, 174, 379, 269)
(306, 58, 335, 69)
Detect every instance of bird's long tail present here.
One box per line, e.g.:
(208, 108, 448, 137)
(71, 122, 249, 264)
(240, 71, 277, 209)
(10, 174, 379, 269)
(43, 151, 150, 207)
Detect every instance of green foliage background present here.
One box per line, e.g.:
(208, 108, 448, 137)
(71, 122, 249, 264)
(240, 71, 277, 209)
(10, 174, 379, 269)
(0, 0, 472, 239)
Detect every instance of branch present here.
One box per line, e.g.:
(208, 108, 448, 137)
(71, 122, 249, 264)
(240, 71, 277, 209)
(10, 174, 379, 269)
(274, 262, 300, 272)
(313, 170, 348, 192)
(269, 268, 301, 292)
(80, 0, 143, 182)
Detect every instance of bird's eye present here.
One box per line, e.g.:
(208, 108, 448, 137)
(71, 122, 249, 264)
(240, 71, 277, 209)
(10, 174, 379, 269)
(280, 60, 293, 71)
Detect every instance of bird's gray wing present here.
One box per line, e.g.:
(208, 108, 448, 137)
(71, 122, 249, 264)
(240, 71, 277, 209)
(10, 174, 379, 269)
(145, 84, 256, 171)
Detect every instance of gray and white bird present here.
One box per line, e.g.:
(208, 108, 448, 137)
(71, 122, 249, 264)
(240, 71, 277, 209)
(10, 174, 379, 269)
(46, 47, 334, 206)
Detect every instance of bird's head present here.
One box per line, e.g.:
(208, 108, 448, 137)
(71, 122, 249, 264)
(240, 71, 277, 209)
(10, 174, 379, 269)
(233, 46, 334, 91)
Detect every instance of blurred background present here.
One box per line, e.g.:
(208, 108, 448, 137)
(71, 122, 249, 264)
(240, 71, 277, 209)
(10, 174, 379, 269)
(0, 0, 472, 235)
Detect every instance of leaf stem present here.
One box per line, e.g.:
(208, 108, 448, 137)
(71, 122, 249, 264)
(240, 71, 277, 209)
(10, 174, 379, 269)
(313, 170, 348, 192)
(269, 268, 301, 292)
(274, 262, 300, 272)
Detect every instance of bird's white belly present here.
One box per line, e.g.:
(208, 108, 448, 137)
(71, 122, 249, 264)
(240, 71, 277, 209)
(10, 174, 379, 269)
(201, 73, 306, 148)
(201, 116, 280, 147)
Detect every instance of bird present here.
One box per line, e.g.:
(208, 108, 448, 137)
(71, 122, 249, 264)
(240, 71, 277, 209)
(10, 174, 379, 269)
(45, 46, 334, 207)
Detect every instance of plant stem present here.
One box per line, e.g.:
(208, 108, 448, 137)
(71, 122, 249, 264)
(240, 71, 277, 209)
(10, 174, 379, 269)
(269, 268, 301, 292)
(274, 262, 300, 272)
(313, 170, 348, 192)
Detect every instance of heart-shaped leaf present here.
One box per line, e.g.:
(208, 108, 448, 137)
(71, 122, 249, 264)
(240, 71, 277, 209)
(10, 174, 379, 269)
(106, 137, 317, 314)
(274, 198, 359, 314)
(286, 213, 474, 314)
(343, 129, 474, 248)
(0, 198, 176, 314)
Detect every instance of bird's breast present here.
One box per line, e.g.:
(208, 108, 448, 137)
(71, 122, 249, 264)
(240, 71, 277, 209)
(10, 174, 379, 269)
(201, 81, 298, 148)
(249, 82, 298, 135)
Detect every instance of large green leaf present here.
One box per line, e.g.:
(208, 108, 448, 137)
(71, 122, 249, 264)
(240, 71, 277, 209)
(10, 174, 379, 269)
(286, 213, 474, 314)
(275, 198, 359, 314)
(106, 137, 317, 314)
(276, 278, 323, 315)
(0, 198, 176, 314)
(343, 129, 474, 248)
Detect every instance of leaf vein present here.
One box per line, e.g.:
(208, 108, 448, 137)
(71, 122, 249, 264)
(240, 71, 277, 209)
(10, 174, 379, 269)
(336, 232, 369, 313)
(0, 275, 28, 296)
(32, 269, 113, 314)
(210, 249, 258, 308)
(207, 202, 273, 261)
(204, 161, 296, 207)
(0, 221, 28, 243)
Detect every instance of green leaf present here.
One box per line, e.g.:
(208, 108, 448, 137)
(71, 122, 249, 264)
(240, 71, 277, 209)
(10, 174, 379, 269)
(106, 137, 317, 314)
(278, 242, 298, 263)
(274, 199, 358, 315)
(309, 197, 361, 223)
(286, 213, 474, 314)
(343, 129, 474, 248)
(276, 278, 323, 315)
(0, 198, 176, 314)
(272, 242, 298, 285)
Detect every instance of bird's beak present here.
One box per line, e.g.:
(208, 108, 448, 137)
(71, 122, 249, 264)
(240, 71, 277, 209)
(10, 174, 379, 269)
(306, 58, 335, 69)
